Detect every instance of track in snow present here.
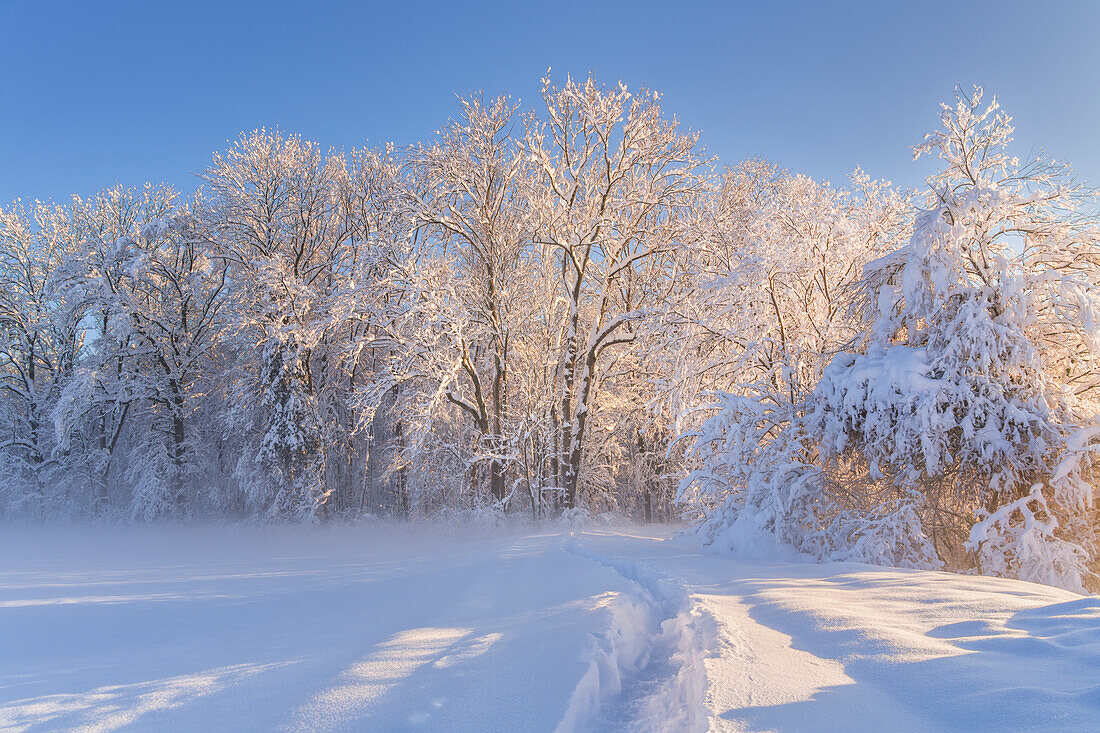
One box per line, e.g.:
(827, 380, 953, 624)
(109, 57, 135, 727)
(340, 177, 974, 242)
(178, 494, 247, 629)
(562, 536, 716, 733)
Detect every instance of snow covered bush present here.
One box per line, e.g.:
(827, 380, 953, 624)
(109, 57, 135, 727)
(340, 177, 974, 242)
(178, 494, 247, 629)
(685, 88, 1100, 591)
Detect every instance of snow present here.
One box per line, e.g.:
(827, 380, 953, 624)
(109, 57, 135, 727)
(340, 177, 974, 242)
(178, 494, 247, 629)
(579, 528, 1100, 731)
(2, 524, 1098, 731)
(821, 346, 940, 403)
(0, 525, 644, 732)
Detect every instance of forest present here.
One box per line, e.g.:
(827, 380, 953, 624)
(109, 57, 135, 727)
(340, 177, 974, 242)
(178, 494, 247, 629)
(2, 76, 1098, 592)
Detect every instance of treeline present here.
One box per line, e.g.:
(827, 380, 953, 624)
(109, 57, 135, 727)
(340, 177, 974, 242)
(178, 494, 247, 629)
(2, 78, 1099, 589)
(1, 77, 706, 522)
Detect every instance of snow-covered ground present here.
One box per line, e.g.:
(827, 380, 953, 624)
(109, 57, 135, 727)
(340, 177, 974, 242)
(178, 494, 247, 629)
(1, 524, 1098, 732)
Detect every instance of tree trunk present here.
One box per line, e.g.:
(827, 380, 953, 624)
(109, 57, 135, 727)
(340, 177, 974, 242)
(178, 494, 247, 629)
(563, 350, 598, 509)
(169, 385, 186, 513)
(490, 459, 506, 503)
(392, 385, 408, 516)
(95, 416, 110, 515)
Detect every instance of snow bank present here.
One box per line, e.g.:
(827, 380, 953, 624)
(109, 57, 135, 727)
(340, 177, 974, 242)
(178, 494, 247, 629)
(576, 527, 1100, 732)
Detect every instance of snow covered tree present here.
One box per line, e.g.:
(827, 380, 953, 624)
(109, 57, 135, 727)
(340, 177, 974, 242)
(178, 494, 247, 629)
(202, 131, 349, 519)
(321, 144, 410, 515)
(525, 73, 707, 508)
(49, 187, 175, 516)
(45, 186, 233, 517)
(61, 188, 232, 516)
(821, 88, 1100, 589)
(0, 200, 84, 515)
(401, 95, 532, 506)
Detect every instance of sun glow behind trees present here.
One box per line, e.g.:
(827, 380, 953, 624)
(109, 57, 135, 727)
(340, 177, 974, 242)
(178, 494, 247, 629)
(1, 79, 1097, 590)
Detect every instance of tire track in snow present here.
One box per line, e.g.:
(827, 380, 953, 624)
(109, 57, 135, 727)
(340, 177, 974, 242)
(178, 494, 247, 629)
(558, 535, 717, 732)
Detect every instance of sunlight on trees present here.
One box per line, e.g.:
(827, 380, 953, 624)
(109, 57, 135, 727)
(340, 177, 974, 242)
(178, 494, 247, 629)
(1, 80, 1098, 590)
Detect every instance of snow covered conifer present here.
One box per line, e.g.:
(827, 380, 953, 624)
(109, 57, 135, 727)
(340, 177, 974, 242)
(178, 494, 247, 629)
(816, 88, 1100, 588)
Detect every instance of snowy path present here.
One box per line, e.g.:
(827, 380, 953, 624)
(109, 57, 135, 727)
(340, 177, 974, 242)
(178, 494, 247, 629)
(1, 525, 1098, 731)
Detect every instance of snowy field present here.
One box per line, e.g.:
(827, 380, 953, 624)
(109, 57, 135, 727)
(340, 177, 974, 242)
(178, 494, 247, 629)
(1, 525, 1098, 732)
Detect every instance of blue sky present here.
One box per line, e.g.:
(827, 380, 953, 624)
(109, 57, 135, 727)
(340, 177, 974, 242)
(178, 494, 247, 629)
(1, 0, 1098, 204)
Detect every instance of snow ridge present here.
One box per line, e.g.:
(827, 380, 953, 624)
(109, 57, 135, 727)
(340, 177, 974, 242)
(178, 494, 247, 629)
(558, 536, 716, 732)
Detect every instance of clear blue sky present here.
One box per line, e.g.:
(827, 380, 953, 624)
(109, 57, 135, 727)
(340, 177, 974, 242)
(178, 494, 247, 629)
(2, 0, 1098, 204)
